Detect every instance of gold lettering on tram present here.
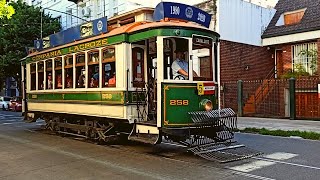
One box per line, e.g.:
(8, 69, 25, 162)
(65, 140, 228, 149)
(102, 93, 113, 100)
(31, 38, 108, 61)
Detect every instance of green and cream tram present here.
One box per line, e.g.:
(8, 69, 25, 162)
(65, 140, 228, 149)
(21, 2, 257, 162)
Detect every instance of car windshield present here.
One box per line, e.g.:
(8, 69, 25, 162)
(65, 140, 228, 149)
(4, 97, 11, 101)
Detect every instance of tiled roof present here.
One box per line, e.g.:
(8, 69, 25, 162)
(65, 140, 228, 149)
(262, 0, 320, 38)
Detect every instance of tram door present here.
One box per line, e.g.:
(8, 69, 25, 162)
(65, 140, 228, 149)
(147, 39, 158, 120)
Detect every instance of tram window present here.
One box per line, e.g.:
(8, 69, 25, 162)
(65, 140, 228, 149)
(30, 63, 36, 90)
(76, 53, 86, 88)
(102, 48, 116, 87)
(38, 61, 44, 90)
(192, 37, 213, 81)
(55, 57, 62, 89)
(64, 55, 73, 88)
(46, 59, 53, 89)
(102, 48, 115, 62)
(164, 38, 189, 80)
(88, 50, 100, 88)
(132, 47, 144, 87)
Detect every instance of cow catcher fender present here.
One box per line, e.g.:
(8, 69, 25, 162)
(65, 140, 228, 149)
(162, 108, 261, 163)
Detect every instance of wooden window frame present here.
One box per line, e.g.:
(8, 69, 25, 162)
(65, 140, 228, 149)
(102, 47, 115, 63)
(284, 9, 306, 26)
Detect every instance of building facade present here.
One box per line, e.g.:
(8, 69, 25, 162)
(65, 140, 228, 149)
(25, 0, 205, 30)
(195, 0, 276, 110)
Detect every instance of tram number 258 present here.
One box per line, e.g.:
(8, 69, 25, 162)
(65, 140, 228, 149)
(170, 100, 189, 106)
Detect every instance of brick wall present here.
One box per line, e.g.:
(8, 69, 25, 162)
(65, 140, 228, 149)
(220, 40, 274, 110)
(220, 40, 274, 82)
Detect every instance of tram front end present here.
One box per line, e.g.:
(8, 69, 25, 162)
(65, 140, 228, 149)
(160, 82, 261, 163)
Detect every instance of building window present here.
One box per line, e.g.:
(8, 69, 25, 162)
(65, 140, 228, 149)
(284, 9, 305, 26)
(292, 42, 318, 75)
(102, 47, 116, 87)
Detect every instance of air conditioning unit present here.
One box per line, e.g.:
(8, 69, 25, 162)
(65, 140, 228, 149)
(82, 7, 92, 18)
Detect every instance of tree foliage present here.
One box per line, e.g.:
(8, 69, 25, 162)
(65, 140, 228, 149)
(0, 0, 15, 19)
(0, 0, 61, 89)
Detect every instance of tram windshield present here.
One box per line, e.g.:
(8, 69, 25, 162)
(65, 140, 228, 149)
(163, 37, 213, 81)
(192, 35, 213, 81)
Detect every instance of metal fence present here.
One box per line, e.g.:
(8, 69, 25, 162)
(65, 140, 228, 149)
(221, 77, 320, 120)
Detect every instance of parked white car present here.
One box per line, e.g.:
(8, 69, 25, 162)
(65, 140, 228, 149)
(0, 96, 11, 110)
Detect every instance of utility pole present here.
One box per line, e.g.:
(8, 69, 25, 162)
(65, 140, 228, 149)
(40, 8, 43, 39)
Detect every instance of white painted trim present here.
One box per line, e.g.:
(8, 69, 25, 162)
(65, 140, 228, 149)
(262, 30, 320, 46)
(28, 102, 125, 119)
(156, 36, 164, 128)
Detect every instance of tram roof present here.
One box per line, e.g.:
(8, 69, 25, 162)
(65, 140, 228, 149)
(24, 21, 219, 62)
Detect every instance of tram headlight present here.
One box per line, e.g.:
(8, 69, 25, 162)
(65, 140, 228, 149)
(200, 99, 213, 111)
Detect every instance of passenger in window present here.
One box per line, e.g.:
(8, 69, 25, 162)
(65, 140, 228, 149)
(47, 73, 53, 89)
(66, 73, 72, 88)
(78, 69, 85, 88)
(90, 69, 99, 88)
(108, 72, 116, 87)
(56, 74, 62, 88)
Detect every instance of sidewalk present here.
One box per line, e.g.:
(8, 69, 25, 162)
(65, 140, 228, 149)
(238, 117, 320, 133)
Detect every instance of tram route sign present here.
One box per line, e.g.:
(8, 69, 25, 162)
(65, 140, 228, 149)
(153, 2, 212, 28)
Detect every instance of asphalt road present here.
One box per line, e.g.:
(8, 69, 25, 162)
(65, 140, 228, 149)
(0, 110, 320, 180)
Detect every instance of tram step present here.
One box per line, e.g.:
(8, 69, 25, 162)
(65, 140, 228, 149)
(188, 141, 262, 163)
(128, 124, 160, 144)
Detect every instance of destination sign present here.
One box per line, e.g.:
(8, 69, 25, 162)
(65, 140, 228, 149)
(153, 2, 212, 28)
(192, 35, 212, 46)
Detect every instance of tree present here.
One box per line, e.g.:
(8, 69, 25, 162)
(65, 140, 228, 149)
(0, 0, 15, 19)
(0, 0, 61, 90)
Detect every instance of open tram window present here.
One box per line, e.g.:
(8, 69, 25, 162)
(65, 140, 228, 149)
(54, 57, 62, 89)
(64, 55, 73, 88)
(163, 38, 190, 80)
(37, 61, 44, 90)
(88, 50, 100, 88)
(30, 63, 36, 90)
(75, 53, 86, 88)
(192, 36, 213, 81)
(46, 59, 53, 89)
(102, 47, 116, 87)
